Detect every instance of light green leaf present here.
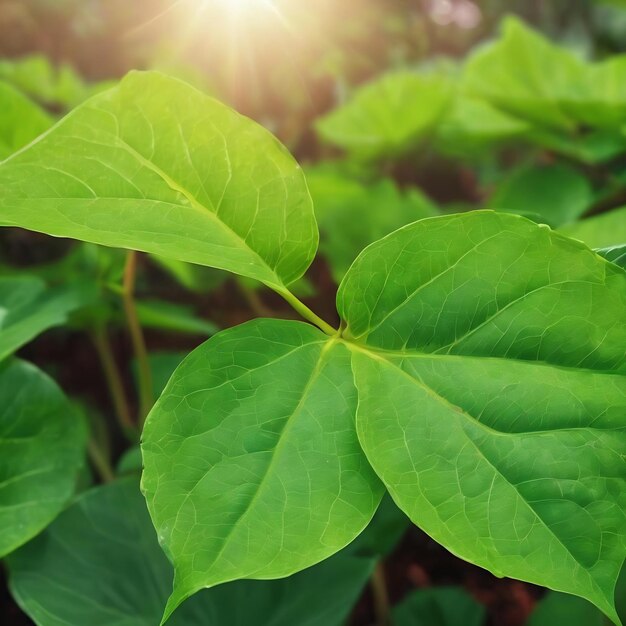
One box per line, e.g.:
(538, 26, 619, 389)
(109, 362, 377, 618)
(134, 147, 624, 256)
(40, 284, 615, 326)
(0, 359, 86, 557)
(307, 167, 438, 281)
(598, 244, 626, 269)
(559, 207, 626, 248)
(437, 95, 532, 155)
(464, 17, 589, 132)
(0, 81, 52, 160)
(0, 71, 317, 291)
(490, 163, 593, 227)
(0, 54, 113, 109)
(527, 592, 605, 626)
(316, 72, 452, 159)
(8, 478, 374, 626)
(141, 318, 383, 621)
(0, 275, 89, 361)
(392, 587, 485, 626)
(463, 17, 626, 161)
(337, 212, 626, 623)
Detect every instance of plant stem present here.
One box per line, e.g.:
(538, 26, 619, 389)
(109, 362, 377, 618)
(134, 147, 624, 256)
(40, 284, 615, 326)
(275, 288, 337, 336)
(123, 251, 153, 423)
(237, 279, 274, 317)
(371, 562, 391, 626)
(91, 327, 135, 435)
(87, 439, 115, 483)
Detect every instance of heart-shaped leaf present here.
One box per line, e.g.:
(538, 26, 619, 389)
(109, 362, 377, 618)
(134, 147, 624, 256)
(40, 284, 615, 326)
(337, 211, 626, 623)
(0, 71, 317, 290)
(141, 319, 383, 620)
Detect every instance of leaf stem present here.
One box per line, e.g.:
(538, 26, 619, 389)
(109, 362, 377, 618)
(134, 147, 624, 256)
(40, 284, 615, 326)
(91, 327, 136, 436)
(123, 251, 154, 424)
(237, 279, 274, 317)
(87, 438, 115, 483)
(371, 562, 391, 626)
(275, 287, 337, 336)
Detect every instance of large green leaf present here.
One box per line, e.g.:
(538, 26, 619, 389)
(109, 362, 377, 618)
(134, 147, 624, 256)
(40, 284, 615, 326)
(0, 276, 89, 362)
(0, 81, 52, 160)
(8, 478, 374, 626)
(490, 163, 593, 227)
(307, 167, 438, 281)
(337, 212, 626, 623)
(0, 71, 317, 291)
(559, 207, 626, 249)
(0, 359, 86, 557)
(141, 318, 383, 620)
(316, 72, 452, 159)
(392, 587, 485, 626)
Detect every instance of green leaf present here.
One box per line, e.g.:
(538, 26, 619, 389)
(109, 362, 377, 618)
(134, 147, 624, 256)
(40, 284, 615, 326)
(437, 95, 532, 155)
(559, 207, 626, 249)
(0, 81, 52, 160)
(598, 245, 626, 269)
(141, 318, 383, 620)
(0, 54, 114, 109)
(316, 72, 452, 159)
(463, 17, 626, 161)
(490, 163, 593, 227)
(337, 212, 626, 623)
(0, 71, 317, 291)
(135, 299, 219, 336)
(392, 587, 485, 626)
(527, 592, 605, 626)
(464, 17, 589, 132)
(8, 478, 374, 626)
(0, 275, 89, 361)
(307, 167, 438, 281)
(132, 351, 186, 398)
(0, 359, 86, 557)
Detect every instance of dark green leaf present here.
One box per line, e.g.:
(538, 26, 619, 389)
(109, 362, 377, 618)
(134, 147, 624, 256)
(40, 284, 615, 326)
(0, 359, 86, 557)
(393, 587, 485, 626)
(8, 478, 374, 626)
(0, 276, 89, 362)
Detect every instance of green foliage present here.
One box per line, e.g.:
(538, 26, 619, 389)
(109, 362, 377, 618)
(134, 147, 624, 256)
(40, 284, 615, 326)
(338, 212, 625, 622)
(0, 55, 113, 109)
(0, 71, 318, 292)
(527, 592, 606, 626)
(0, 359, 86, 558)
(0, 276, 90, 361)
(316, 71, 452, 159)
(490, 163, 593, 226)
(0, 81, 52, 160)
(598, 244, 626, 269)
(307, 167, 438, 281)
(8, 478, 374, 626)
(392, 587, 485, 626)
(559, 206, 626, 248)
(463, 17, 626, 162)
(1, 41, 626, 626)
(142, 319, 383, 618)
